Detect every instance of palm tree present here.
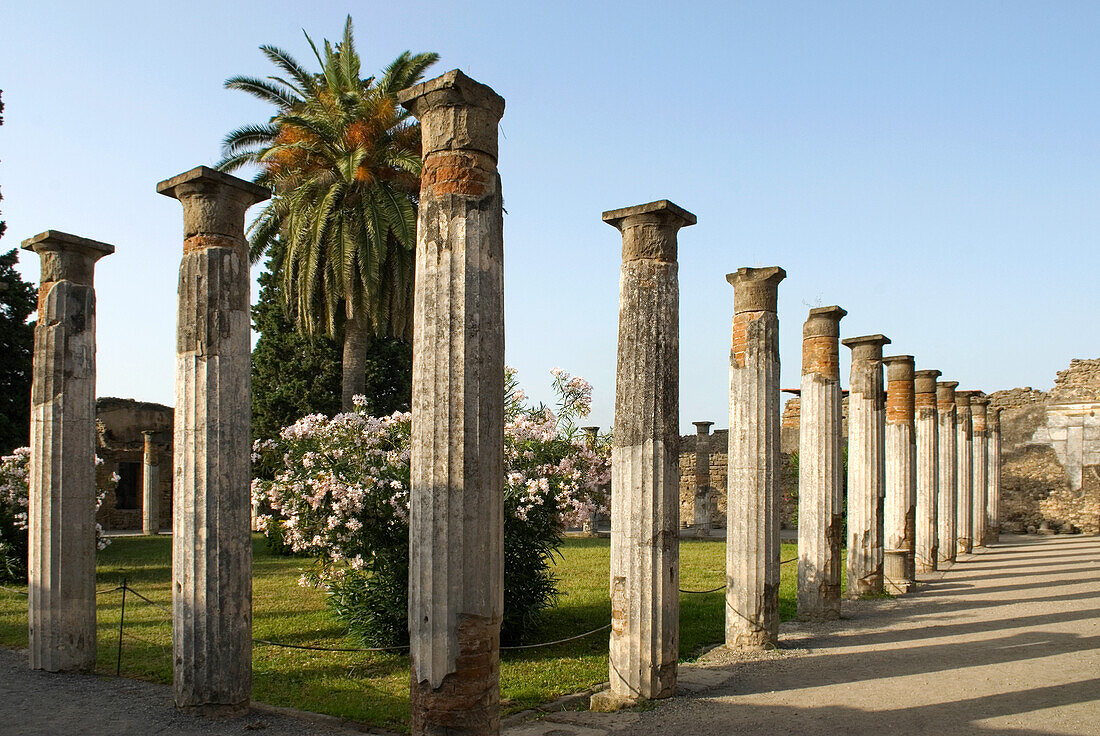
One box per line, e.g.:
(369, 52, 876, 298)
(217, 17, 438, 409)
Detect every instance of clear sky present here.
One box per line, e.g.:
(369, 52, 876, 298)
(3, 1, 1098, 433)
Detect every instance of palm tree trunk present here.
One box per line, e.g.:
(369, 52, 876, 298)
(342, 315, 370, 411)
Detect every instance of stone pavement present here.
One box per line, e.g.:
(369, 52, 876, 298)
(1, 534, 1096, 734)
(510, 534, 1100, 736)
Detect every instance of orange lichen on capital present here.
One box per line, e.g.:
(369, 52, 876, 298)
(184, 234, 241, 255)
(886, 380, 915, 424)
(422, 150, 495, 197)
(802, 336, 839, 379)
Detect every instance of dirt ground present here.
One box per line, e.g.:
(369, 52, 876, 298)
(2, 533, 1097, 735)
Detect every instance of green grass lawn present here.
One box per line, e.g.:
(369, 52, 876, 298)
(0, 535, 816, 732)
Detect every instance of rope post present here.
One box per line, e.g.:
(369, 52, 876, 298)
(116, 577, 127, 676)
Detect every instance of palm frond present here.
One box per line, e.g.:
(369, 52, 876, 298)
(224, 76, 300, 108)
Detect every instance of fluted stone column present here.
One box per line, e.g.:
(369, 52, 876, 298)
(725, 267, 784, 648)
(398, 71, 506, 735)
(883, 355, 916, 594)
(987, 408, 1002, 544)
(936, 382, 958, 565)
(842, 334, 890, 597)
(971, 396, 989, 547)
(589, 200, 693, 712)
(955, 392, 975, 554)
(797, 306, 846, 620)
(692, 421, 714, 535)
(158, 166, 269, 715)
(23, 230, 113, 673)
(581, 426, 600, 535)
(914, 370, 940, 573)
(142, 431, 159, 535)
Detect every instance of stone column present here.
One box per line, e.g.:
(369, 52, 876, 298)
(398, 71, 506, 735)
(725, 266, 784, 648)
(797, 306, 846, 620)
(589, 199, 693, 712)
(883, 355, 915, 594)
(842, 334, 890, 597)
(971, 395, 989, 547)
(936, 381, 958, 565)
(955, 392, 974, 554)
(914, 370, 940, 573)
(581, 426, 600, 535)
(987, 408, 1002, 543)
(692, 421, 714, 535)
(142, 431, 159, 536)
(158, 167, 269, 715)
(22, 230, 113, 673)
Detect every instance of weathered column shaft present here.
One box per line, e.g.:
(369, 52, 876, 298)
(23, 230, 113, 673)
(883, 355, 916, 593)
(914, 370, 940, 573)
(842, 334, 890, 597)
(725, 267, 784, 648)
(955, 392, 974, 554)
(971, 396, 989, 547)
(692, 421, 714, 534)
(158, 166, 269, 715)
(398, 71, 506, 735)
(797, 306, 846, 620)
(987, 408, 1002, 543)
(142, 431, 159, 535)
(595, 199, 693, 709)
(936, 382, 958, 564)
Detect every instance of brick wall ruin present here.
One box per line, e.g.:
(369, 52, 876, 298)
(94, 397, 173, 532)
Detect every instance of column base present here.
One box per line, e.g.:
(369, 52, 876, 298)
(590, 689, 644, 712)
(175, 701, 249, 718)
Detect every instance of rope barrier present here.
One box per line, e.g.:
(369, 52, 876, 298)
(501, 623, 610, 650)
(680, 584, 725, 594)
(254, 638, 410, 653)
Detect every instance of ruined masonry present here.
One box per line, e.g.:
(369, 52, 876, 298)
(883, 355, 915, 594)
(936, 381, 959, 565)
(725, 267, 784, 648)
(955, 392, 975, 554)
(914, 370, 940, 572)
(797, 306, 845, 620)
(23, 230, 114, 673)
(843, 335, 889, 597)
(591, 199, 694, 711)
(398, 70, 506, 736)
(158, 166, 269, 715)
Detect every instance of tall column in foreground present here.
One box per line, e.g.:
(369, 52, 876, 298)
(914, 370, 940, 573)
(971, 395, 989, 547)
(693, 421, 714, 535)
(797, 306, 846, 620)
(23, 230, 113, 673)
(842, 334, 890, 597)
(398, 71, 506, 735)
(883, 355, 916, 594)
(936, 382, 958, 565)
(158, 166, 269, 715)
(142, 431, 160, 535)
(591, 200, 693, 711)
(955, 392, 975, 554)
(725, 266, 784, 648)
(987, 408, 1002, 543)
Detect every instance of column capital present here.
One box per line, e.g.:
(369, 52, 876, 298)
(803, 306, 846, 338)
(914, 369, 941, 394)
(725, 266, 785, 314)
(842, 334, 891, 362)
(157, 166, 270, 247)
(955, 390, 976, 409)
(603, 200, 695, 262)
(936, 381, 959, 406)
(22, 231, 114, 286)
(399, 69, 505, 160)
(883, 355, 915, 382)
(692, 421, 714, 435)
(989, 406, 1001, 428)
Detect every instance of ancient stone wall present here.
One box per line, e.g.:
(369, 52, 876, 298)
(94, 397, 173, 531)
(678, 430, 728, 527)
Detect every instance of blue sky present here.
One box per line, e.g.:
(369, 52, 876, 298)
(3, 1, 1098, 432)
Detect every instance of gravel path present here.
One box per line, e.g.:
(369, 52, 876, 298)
(3, 534, 1096, 735)
(513, 534, 1100, 736)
